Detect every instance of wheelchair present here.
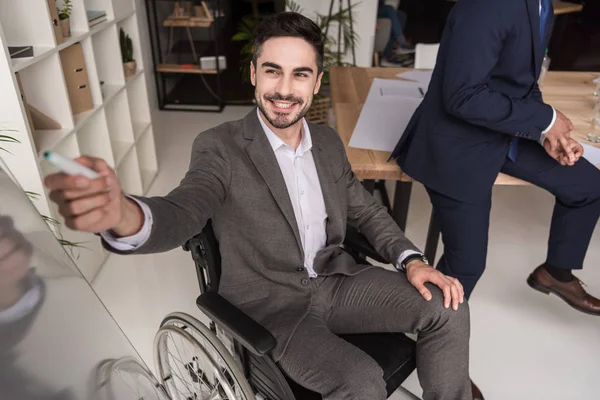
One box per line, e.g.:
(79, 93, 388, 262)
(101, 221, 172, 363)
(153, 220, 419, 400)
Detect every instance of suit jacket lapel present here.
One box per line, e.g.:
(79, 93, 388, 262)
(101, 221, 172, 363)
(311, 129, 344, 246)
(243, 110, 304, 254)
(525, 0, 542, 77)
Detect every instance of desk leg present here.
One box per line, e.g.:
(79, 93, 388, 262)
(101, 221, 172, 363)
(375, 180, 392, 211)
(391, 181, 412, 232)
(363, 179, 375, 194)
(424, 209, 441, 263)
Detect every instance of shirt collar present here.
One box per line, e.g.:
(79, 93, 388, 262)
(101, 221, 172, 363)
(256, 108, 312, 155)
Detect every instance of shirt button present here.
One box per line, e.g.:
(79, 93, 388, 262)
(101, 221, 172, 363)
(300, 191, 305, 195)
(301, 278, 309, 286)
(296, 267, 305, 272)
(306, 225, 310, 230)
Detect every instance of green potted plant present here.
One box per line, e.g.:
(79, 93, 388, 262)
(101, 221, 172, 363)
(120, 28, 136, 78)
(57, 0, 72, 38)
(232, 0, 359, 125)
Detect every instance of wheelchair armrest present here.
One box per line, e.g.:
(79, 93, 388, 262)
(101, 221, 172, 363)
(344, 225, 388, 264)
(196, 291, 276, 356)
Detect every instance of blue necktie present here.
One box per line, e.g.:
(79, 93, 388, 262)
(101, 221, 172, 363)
(540, 0, 552, 47)
(509, 0, 552, 162)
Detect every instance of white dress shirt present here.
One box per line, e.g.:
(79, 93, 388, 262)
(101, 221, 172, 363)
(0, 282, 42, 324)
(102, 109, 421, 275)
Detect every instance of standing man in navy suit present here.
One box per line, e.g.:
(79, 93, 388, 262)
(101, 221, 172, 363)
(391, 0, 600, 314)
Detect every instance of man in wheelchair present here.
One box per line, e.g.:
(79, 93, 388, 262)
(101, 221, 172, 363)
(44, 11, 478, 400)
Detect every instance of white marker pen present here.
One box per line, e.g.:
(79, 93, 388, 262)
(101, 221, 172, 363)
(44, 151, 100, 179)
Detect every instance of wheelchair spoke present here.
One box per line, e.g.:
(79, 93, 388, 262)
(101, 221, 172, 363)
(156, 314, 254, 400)
(168, 333, 199, 396)
(166, 333, 214, 398)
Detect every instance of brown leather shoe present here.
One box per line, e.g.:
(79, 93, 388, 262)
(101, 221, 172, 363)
(527, 266, 600, 315)
(471, 380, 485, 400)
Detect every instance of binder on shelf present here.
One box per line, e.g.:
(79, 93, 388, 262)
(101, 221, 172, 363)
(15, 72, 62, 152)
(47, 0, 64, 45)
(27, 103, 62, 130)
(59, 43, 94, 116)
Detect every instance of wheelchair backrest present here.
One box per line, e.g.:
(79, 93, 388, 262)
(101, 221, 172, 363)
(183, 220, 222, 293)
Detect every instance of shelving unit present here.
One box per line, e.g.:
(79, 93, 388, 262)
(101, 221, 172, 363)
(0, 0, 158, 282)
(146, 0, 228, 112)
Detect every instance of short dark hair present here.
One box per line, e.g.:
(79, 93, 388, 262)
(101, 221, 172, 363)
(252, 12, 324, 74)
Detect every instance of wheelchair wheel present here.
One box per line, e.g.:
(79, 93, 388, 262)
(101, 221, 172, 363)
(155, 312, 254, 400)
(96, 356, 171, 400)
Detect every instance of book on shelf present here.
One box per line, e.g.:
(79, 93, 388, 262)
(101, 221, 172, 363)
(87, 10, 107, 27)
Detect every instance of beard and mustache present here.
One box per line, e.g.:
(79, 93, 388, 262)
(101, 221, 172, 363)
(256, 92, 313, 129)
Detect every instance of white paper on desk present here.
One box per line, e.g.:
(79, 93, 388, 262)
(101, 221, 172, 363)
(396, 70, 433, 89)
(581, 142, 600, 166)
(348, 78, 423, 152)
(594, 76, 600, 84)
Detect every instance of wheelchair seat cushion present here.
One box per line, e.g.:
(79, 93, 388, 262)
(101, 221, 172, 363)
(284, 332, 417, 399)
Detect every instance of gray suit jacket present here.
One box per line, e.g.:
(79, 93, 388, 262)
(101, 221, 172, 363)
(104, 109, 420, 360)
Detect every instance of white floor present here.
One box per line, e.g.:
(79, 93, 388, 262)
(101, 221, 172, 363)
(92, 107, 600, 400)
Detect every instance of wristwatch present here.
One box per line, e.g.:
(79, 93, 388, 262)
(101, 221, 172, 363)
(399, 254, 429, 272)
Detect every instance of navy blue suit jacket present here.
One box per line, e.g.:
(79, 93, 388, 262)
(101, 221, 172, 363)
(391, 0, 555, 202)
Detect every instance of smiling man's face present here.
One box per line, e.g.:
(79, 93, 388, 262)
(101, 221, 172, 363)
(251, 36, 323, 130)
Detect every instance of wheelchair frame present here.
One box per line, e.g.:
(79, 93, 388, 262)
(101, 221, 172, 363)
(183, 221, 420, 400)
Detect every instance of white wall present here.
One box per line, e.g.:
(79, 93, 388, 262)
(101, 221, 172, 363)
(297, 0, 377, 67)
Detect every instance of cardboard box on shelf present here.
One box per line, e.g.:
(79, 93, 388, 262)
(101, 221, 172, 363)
(59, 43, 94, 116)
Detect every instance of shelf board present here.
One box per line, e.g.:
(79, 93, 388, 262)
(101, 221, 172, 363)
(102, 83, 125, 104)
(157, 64, 218, 74)
(56, 31, 89, 53)
(89, 19, 115, 36)
(12, 46, 55, 72)
(116, 10, 136, 24)
(126, 68, 144, 86)
(34, 127, 76, 156)
(11, 24, 114, 72)
(112, 141, 135, 167)
(163, 18, 213, 28)
(133, 121, 151, 140)
(73, 105, 102, 129)
(141, 169, 158, 194)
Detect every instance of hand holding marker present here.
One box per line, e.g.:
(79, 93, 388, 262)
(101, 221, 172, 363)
(44, 151, 100, 179)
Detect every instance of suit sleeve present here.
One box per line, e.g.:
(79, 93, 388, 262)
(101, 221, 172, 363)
(102, 131, 231, 255)
(334, 134, 421, 263)
(441, 0, 554, 141)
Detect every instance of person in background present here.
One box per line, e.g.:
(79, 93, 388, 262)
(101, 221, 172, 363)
(391, 0, 600, 314)
(377, 0, 415, 66)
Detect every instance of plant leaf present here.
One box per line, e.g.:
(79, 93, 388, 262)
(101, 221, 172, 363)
(42, 215, 60, 226)
(25, 191, 41, 200)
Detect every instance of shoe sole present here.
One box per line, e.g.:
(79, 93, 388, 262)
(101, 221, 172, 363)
(527, 275, 600, 316)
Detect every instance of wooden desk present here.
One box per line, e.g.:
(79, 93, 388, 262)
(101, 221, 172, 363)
(553, 1, 584, 15)
(330, 66, 599, 260)
(447, 0, 583, 15)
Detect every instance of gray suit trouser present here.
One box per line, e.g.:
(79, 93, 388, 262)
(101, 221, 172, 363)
(277, 268, 472, 400)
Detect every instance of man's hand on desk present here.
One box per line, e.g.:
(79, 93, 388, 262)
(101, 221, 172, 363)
(544, 109, 577, 164)
(44, 156, 144, 236)
(406, 261, 465, 311)
(544, 137, 584, 167)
